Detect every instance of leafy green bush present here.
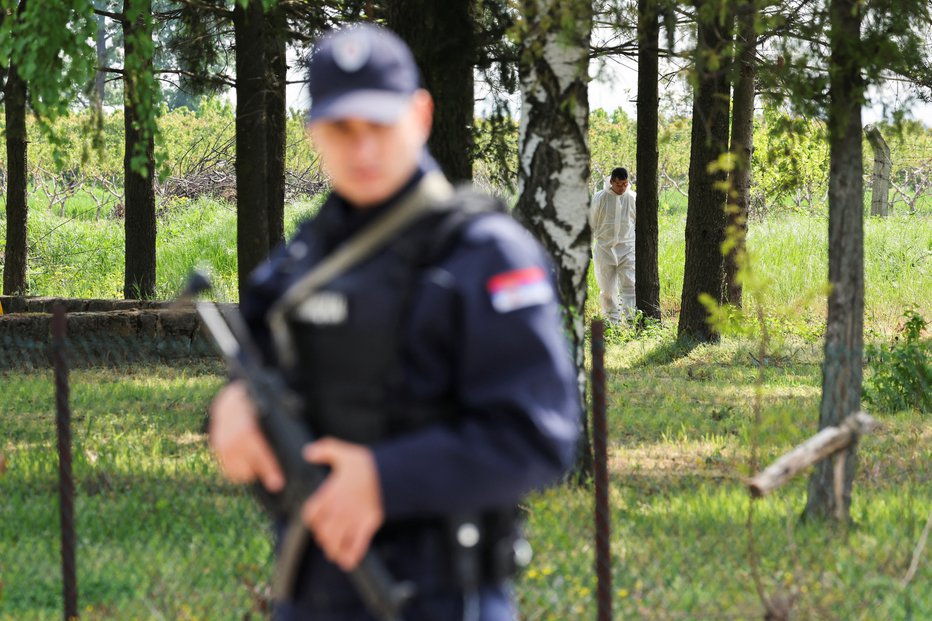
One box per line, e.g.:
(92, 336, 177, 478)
(864, 309, 931, 413)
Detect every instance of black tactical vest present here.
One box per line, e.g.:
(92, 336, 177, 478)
(283, 190, 505, 443)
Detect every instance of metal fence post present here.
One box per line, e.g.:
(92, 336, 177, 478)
(52, 305, 78, 620)
(591, 319, 612, 621)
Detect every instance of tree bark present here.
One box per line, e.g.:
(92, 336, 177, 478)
(233, 0, 270, 295)
(3, 3, 28, 296)
(635, 0, 661, 320)
(123, 0, 157, 300)
(678, 0, 732, 342)
(803, 0, 865, 523)
(514, 0, 592, 482)
(865, 124, 891, 217)
(265, 2, 286, 248)
(723, 2, 757, 308)
(386, 0, 474, 182)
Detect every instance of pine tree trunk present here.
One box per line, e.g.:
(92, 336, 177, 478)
(234, 0, 270, 295)
(514, 0, 592, 482)
(265, 3, 286, 248)
(122, 0, 156, 300)
(804, 0, 865, 523)
(724, 3, 757, 307)
(636, 0, 661, 320)
(678, 0, 732, 342)
(386, 0, 474, 182)
(3, 33, 28, 296)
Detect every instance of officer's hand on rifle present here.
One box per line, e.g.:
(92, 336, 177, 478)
(209, 379, 285, 493)
(302, 438, 384, 571)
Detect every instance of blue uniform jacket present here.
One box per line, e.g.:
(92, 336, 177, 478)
(240, 164, 581, 607)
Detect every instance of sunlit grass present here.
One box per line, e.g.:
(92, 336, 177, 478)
(2, 327, 929, 619)
(0, 365, 273, 620)
(585, 204, 930, 337)
(2, 191, 929, 619)
(5, 190, 929, 337)
(516, 322, 930, 620)
(1, 194, 325, 303)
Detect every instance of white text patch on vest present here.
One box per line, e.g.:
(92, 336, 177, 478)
(295, 292, 349, 325)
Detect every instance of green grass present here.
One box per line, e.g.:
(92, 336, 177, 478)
(1, 192, 325, 303)
(2, 329, 929, 619)
(515, 327, 930, 620)
(643, 210, 931, 337)
(3, 191, 929, 336)
(2, 192, 930, 619)
(1, 364, 274, 621)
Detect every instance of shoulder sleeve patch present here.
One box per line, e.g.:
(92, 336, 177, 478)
(486, 266, 554, 313)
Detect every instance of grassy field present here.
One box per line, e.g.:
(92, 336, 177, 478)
(2, 334, 928, 620)
(3, 192, 929, 335)
(1, 363, 274, 620)
(516, 327, 930, 620)
(1, 195, 930, 619)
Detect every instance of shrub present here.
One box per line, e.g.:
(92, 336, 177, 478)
(864, 309, 931, 413)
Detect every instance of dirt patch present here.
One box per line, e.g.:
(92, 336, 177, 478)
(610, 440, 742, 481)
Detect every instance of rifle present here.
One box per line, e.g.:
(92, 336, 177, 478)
(179, 270, 414, 621)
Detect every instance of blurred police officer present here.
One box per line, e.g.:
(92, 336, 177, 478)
(208, 24, 580, 621)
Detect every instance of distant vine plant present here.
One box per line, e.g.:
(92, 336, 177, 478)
(122, 1, 163, 179)
(698, 151, 808, 619)
(0, 0, 98, 167)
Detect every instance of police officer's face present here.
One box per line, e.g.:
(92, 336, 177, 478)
(308, 90, 434, 209)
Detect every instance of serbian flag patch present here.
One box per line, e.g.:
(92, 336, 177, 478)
(487, 266, 554, 313)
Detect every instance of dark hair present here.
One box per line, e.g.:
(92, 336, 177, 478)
(610, 167, 628, 181)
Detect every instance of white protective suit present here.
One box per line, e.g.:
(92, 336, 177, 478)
(589, 181, 636, 322)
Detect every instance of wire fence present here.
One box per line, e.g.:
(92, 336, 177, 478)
(2, 304, 603, 621)
(1, 304, 270, 620)
(1, 305, 929, 621)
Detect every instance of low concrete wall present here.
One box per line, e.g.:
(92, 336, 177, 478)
(0, 296, 172, 314)
(0, 305, 218, 370)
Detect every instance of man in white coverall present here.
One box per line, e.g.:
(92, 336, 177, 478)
(589, 167, 636, 323)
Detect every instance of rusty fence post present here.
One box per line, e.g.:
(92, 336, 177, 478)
(51, 305, 78, 620)
(591, 319, 612, 621)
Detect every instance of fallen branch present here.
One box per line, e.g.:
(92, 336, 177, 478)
(746, 411, 877, 498)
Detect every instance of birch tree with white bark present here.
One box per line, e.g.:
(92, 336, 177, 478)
(512, 0, 593, 478)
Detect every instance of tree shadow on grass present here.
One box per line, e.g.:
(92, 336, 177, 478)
(628, 333, 704, 369)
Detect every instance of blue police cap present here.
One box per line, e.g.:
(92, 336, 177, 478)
(308, 25, 421, 124)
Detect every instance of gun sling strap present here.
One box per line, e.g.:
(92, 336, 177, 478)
(268, 171, 455, 369)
